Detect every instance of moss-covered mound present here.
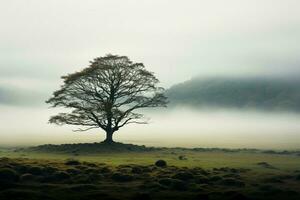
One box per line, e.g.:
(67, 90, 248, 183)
(20, 142, 158, 154)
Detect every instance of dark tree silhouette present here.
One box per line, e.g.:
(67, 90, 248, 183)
(46, 54, 168, 143)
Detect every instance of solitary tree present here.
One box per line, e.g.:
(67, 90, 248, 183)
(46, 54, 168, 143)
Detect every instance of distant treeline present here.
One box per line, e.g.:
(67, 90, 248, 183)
(166, 77, 300, 111)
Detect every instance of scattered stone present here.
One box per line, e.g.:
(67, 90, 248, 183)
(256, 162, 276, 169)
(20, 173, 35, 182)
(155, 160, 167, 167)
(178, 155, 187, 160)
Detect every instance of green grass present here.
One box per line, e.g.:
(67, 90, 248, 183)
(1, 149, 300, 172)
(1, 148, 300, 200)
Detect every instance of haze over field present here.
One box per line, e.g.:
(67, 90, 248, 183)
(1, 0, 300, 149)
(1, 105, 300, 149)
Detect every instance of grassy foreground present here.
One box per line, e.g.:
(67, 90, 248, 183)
(0, 145, 300, 200)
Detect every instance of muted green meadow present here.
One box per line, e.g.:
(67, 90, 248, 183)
(1, 146, 300, 200)
(1, 147, 300, 171)
(4, 147, 300, 185)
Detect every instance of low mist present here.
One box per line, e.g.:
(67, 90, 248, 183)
(1, 105, 300, 150)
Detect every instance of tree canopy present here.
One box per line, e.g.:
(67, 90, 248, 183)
(46, 54, 168, 143)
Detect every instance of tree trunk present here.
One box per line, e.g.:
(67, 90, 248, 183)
(103, 131, 114, 143)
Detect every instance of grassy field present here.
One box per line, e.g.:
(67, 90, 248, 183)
(1, 149, 300, 171)
(1, 145, 300, 200)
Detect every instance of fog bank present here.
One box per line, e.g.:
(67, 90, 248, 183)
(1, 105, 300, 150)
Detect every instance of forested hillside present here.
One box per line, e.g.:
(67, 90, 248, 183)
(166, 77, 300, 111)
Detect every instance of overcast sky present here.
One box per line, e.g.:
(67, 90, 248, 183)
(1, 0, 300, 147)
(1, 1, 300, 88)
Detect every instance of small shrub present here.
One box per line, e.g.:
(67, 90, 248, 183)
(229, 168, 239, 173)
(220, 178, 245, 187)
(195, 175, 209, 184)
(72, 174, 92, 184)
(143, 181, 162, 190)
(132, 192, 151, 200)
(172, 172, 194, 181)
(155, 160, 167, 167)
(264, 176, 283, 183)
(0, 189, 50, 200)
(68, 184, 98, 191)
(224, 191, 250, 200)
(65, 159, 81, 166)
(28, 166, 43, 175)
(131, 167, 143, 174)
(0, 168, 19, 183)
(66, 168, 81, 175)
(99, 167, 111, 174)
(223, 173, 241, 179)
(142, 166, 152, 173)
(210, 175, 223, 182)
(170, 179, 187, 190)
(158, 178, 174, 186)
(50, 171, 70, 182)
(111, 173, 133, 182)
(195, 194, 210, 200)
(256, 162, 276, 169)
(43, 166, 57, 174)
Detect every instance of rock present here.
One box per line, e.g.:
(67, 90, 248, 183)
(155, 160, 167, 167)
(256, 162, 276, 169)
(178, 155, 187, 160)
(20, 173, 35, 182)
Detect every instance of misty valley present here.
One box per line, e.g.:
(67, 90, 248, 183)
(2, 1, 300, 199)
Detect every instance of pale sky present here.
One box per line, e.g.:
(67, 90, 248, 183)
(1, 0, 300, 148)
